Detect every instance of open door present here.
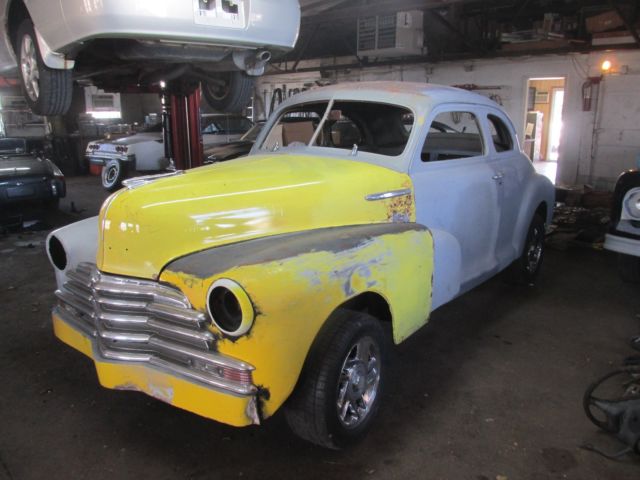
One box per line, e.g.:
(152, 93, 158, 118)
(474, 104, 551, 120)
(524, 77, 566, 184)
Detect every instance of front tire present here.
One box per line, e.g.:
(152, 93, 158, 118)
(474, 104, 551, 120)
(284, 309, 386, 449)
(101, 159, 125, 191)
(16, 20, 72, 116)
(202, 72, 254, 113)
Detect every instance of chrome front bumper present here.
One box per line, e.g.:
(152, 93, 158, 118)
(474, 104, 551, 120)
(55, 262, 257, 397)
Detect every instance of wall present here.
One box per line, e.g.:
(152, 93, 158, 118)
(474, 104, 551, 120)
(257, 50, 640, 189)
(120, 93, 162, 125)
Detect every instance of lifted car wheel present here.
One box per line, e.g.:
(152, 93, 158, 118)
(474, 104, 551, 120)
(617, 253, 640, 283)
(285, 309, 386, 449)
(507, 213, 545, 285)
(16, 19, 72, 116)
(202, 72, 254, 113)
(102, 160, 125, 191)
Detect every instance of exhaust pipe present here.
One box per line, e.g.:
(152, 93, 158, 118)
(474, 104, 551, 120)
(233, 50, 272, 76)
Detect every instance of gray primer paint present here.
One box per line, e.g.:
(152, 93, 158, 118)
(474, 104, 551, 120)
(164, 223, 428, 279)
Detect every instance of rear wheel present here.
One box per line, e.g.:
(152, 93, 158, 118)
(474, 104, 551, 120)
(202, 72, 254, 113)
(507, 213, 545, 285)
(16, 19, 72, 116)
(101, 159, 125, 191)
(284, 309, 386, 449)
(617, 253, 640, 283)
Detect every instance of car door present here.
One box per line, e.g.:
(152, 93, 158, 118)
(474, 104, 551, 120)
(410, 105, 501, 299)
(479, 109, 528, 268)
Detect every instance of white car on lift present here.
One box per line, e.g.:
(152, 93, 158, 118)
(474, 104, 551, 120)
(0, 0, 300, 115)
(87, 114, 253, 190)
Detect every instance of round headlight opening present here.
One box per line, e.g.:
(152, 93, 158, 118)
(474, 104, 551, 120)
(209, 287, 242, 332)
(49, 235, 67, 270)
(206, 279, 255, 337)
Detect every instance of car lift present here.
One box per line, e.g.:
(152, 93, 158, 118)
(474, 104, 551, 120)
(162, 86, 204, 171)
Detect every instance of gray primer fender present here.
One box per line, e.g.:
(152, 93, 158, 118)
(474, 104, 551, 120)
(511, 174, 555, 255)
(46, 216, 99, 288)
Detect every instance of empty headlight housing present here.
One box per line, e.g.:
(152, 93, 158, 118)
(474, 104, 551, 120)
(206, 279, 254, 337)
(48, 235, 67, 270)
(624, 189, 640, 220)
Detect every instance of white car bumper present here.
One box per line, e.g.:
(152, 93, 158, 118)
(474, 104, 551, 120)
(43, 0, 300, 55)
(604, 233, 640, 257)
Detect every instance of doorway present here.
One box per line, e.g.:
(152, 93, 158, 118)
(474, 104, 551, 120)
(524, 77, 566, 183)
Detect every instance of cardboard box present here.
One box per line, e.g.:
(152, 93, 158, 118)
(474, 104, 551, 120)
(585, 10, 624, 33)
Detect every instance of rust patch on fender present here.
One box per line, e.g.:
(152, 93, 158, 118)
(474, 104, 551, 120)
(386, 193, 413, 223)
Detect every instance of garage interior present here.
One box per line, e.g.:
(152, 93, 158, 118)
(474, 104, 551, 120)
(1, 1, 639, 479)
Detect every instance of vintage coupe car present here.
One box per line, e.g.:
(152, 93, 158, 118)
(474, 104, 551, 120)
(604, 169, 640, 282)
(0, 136, 65, 210)
(87, 114, 252, 190)
(0, 0, 300, 115)
(46, 82, 554, 448)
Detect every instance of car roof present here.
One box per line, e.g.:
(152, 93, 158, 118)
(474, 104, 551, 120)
(276, 81, 500, 112)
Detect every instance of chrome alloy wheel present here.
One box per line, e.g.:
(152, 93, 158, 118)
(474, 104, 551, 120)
(20, 34, 39, 102)
(336, 336, 381, 428)
(526, 225, 544, 274)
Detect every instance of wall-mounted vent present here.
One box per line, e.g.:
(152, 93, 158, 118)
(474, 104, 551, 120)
(357, 10, 425, 58)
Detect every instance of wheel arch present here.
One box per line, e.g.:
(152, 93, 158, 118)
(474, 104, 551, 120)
(512, 175, 555, 255)
(337, 291, 392, 325)
(7, 0, 29, 50)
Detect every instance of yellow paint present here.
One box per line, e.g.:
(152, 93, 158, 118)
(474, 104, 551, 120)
(52, 313, 254, 427)
(162, 227, 433, 419)
(78, 152, 437, 424)
(97, 154, 414, 279)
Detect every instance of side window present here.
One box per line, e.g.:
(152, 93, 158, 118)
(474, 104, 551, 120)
(487, 114, 514, 152)
(421, 111, 484, 162)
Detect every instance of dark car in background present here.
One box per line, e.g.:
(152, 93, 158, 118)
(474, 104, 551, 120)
(203, 120, 265, 164)
(0, 137, 66, 214)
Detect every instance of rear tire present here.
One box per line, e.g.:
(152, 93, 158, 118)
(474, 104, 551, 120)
(507, 213, 545, 285)
(284, 309, 386, 449)
(15, 19, 72, 116)
(617, 253, 640, 283)
(202, 72, 254, 113)
(101, 159, 125, 191)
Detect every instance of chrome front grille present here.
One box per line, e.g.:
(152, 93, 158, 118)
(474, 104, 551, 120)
(55, 262, 256, 396)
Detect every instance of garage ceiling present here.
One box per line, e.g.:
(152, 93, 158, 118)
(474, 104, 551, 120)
(287, 0, 640, 66)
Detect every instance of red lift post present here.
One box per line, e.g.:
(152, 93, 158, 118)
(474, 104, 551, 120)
(164, 86, 204, 171)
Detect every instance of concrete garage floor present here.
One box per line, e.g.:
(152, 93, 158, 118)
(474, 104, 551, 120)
(1, 176, 639, 480)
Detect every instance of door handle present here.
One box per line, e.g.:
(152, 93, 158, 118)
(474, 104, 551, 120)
(492, 172, 504, 181)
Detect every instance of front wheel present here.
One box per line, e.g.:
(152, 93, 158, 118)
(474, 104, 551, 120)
(284, 309, 386, 449)
(101, 159, 125, 191)
(16, 19, 72, 116)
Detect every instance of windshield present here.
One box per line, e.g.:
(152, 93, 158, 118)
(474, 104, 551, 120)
(0, 137, 27, 155)
(202, 116, 253, 135)
(259, 101, 414, 157)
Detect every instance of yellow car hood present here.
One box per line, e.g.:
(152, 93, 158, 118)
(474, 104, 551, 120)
(97, 153, 413, 279)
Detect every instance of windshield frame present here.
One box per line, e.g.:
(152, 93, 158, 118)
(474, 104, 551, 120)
(256, 98, 417, 169)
